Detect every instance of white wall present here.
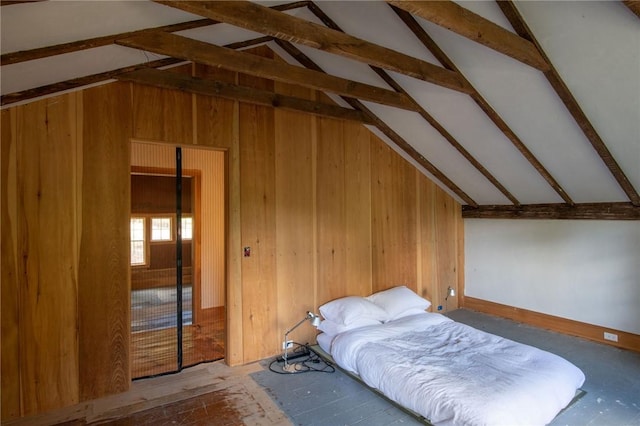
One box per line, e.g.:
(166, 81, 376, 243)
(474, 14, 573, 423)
(465, 219, 640, 334)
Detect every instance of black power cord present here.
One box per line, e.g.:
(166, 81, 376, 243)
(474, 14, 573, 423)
(269, 343, 335, 375)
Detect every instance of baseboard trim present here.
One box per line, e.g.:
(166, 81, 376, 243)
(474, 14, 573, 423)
(463, 297, 640, 353)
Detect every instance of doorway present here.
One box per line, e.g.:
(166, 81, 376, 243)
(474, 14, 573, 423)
(130, 142, 226, 379)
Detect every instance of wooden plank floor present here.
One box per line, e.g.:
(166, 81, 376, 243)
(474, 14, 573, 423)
(4, 362, 291, 426)
(131, 307, 225, 378)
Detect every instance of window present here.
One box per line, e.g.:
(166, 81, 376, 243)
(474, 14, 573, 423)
(130, 217, 146, 266)
(151, 217, 172, 241)
(181, 217, 193, 240)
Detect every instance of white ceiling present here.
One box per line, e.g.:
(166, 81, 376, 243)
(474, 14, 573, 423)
(2, 1, 638, 207)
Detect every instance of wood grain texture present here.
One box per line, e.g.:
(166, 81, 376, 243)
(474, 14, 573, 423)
(387, 0, 549, 71)
(316, 116, 373, 305)
(119, 68, 373, 124)
(15, 95, 80, 414)
(1, 45, 466, 416)
(79, 82, 131, 400)
(343, 122, 373, 298)
(238, 50, 278, 363)
(1, 108, 21, 420)
(462, 202, 640, 220)
(371, 137, 417, 293)
(194, 64, 236, 149)
(418, 175, 438, 305)
(117, 31, 418, 112)
(132, 65, 193, 143)
(316, 118, 348, 304)
(274, 80, 316, 347)
(155, 0, 472, 94)
(624, 0, 640, 18)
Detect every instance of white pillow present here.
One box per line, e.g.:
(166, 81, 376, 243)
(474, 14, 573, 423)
(319, 296, 390, 325)
(318, 318, 382, 336)
(366, 286, 431, 320)
(391, 307, 428, 320)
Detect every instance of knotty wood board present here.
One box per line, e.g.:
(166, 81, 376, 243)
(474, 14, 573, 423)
(78, 82, 131, 399)
(15, 94, 80, 414)
(1, 108, 21, 420)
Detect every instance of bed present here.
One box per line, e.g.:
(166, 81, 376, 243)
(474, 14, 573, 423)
(316, 286, 586, 426)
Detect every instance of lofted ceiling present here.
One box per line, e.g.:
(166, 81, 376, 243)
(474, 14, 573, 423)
(2, 1, 639, 219)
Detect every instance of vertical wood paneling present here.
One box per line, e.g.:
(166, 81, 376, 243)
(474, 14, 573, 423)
(226, 94, 243, 366)
(418, 174, 438, 304)
(1, 108, 21, 420)
(239, 57, 278, 363)
(15, 95, 80, 414)
(419, 173, 462, 310)
(132, 65, 192, 144)
(79, 82, 131, 400)
(316, 118, 372, 305)
(275, 81, 316, 346)
(434, 186, 460, 310)
(1, 46, 465, 417)
(195, 64, 235, 149)
(317, 118, 347, 304)
(343, 122, 373, 297)
(371, 137, 417, 293)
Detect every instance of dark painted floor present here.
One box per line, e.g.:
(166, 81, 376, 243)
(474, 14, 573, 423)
(251, 309, 640, 426)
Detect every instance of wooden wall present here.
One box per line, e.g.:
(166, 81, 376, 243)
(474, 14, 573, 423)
(0, 46, 463, 421)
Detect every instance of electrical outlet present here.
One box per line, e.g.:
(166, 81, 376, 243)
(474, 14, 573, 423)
(282, 340, 293, 350)
(603, 332, 618, 342)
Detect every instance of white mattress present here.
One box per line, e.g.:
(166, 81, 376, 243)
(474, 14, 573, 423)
(330, 313, 585, 426)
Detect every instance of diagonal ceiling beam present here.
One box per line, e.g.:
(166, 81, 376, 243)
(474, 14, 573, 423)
(0, 1, 310, 66)
(623, 0, 640, 19)
(276, 39, 478, 207)
(498, 0, 640, 206)
(303, 3, 518, 206)
(390, 5, 574, 206)
(1, 37, 271, 107)
(117, 31, 419, 112)
(153, 0, 474, 94)
(387, 0, 549, 72)
(116, 68, 374, 124)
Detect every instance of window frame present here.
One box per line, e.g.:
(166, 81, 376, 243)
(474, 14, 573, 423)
(130, 216, 147, 267)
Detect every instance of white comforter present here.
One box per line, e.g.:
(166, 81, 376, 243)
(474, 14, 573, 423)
(331, 313, 585, 426)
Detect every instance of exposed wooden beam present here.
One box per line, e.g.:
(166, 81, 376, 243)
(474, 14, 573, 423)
(153, 0, 473, 94)
(498, 0, 640, 207)
(1, 1, 46, 5)
(462, 202, 640, 220)
(117, 31, 419, 112)
(387, 0, 549, 71)
(304, 4, 517, 205)
(276, 39, 478, 207)
(0, 1, 309, 66)
(1, 37, 271, 107)
(116, 68, 373, 124)
(390, 5, 574, 206)
(623, 0, 640, 19)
